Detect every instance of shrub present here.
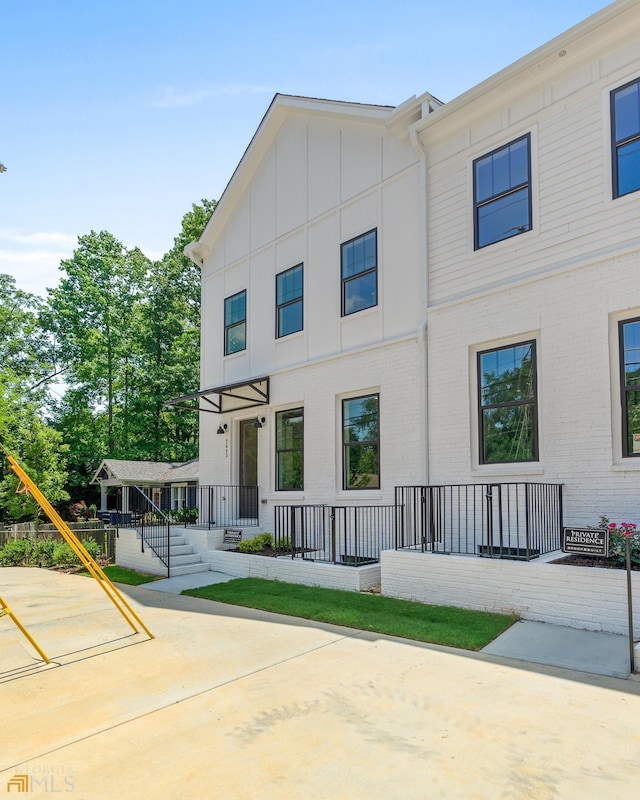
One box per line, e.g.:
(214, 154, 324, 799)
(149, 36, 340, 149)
(599, 516, 640, 568)
(33, 538, 56, 567)
(88, 504, 98, 520)
(238, 532, 273, 553)
(0, 537, 34, 566)
(274, 535, 291, 551)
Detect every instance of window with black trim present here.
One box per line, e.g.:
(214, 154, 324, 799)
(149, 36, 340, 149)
(275, 408, 304, 490)
(620, 318, 640, 456)
(341, 229, 377, 316)
(276, 264, 303, 338)
(612, 78, 640, 198)
(224, 290, 246, 355)
(478, 341, 537, 464)
(474, 134, 531, 249)
(342, 394, 379, 489)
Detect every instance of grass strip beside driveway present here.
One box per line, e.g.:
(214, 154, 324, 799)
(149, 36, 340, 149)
(80, 565, 160, 585)
(183, 578, 517, 650)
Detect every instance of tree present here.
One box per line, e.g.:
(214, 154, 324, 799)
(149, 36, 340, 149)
(0, 276, 68, 521)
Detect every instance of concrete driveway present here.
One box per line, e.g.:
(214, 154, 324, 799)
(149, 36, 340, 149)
(1, 567, 639, 799)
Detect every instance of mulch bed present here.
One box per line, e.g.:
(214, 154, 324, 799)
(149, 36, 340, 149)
(550, 554, 640, 571)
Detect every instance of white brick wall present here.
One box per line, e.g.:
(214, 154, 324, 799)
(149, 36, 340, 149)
(208, 550, 380, 592)
(382, 550, 640, 636)
(200, 337, 423, 527)
(115, 529, 167, 576)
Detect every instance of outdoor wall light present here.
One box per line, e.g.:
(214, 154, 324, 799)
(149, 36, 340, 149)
(254, 416, 266, 429)
(216, 423, 228, 435)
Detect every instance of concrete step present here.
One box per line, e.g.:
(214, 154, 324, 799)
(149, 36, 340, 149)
(169, 563, 211, 577)
(171, 544, 195, 556)
(171, 553, 203, 566)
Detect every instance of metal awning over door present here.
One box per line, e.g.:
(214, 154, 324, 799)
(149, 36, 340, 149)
(165, 376, 269, 415)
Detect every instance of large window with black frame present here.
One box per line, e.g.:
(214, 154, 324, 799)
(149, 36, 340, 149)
(276, 264, 303, 338)
(611, 77, 640, 199)
(342, 394, 379, 489)
(341, 229, 377, 316)
(473, 134, 531, 249)
(478, 341, 538, 464)
(275, 408, 304, 490)
(224, 290, 246, 355)
(620, 317, 640, 457)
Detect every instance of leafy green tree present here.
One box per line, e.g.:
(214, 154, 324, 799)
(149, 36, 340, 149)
(0, 276, 68, 521)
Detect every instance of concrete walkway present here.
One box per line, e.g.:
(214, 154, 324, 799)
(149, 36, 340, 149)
(1, 567, 639, 799)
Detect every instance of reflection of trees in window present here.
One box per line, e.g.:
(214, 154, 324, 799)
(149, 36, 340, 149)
(276, 408, 303, 489)
(341, 230, 377, 316)
(620, 318, 640, 456)
(224, 291, 246, 355)
(479, 342, 537, 463)
(343, 394, 379, 489)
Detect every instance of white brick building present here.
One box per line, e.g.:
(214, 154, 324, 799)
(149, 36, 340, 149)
(180, 0, 640, 537)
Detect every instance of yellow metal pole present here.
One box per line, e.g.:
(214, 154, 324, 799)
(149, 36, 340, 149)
(7, 456, 154, 640)
(0, 595, 51, 664)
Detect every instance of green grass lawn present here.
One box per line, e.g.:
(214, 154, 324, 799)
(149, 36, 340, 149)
(183, 578, 517, 651)
(80, 565, 160, 585)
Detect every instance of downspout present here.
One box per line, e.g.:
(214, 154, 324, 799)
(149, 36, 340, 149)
(410, 127, 429, 486)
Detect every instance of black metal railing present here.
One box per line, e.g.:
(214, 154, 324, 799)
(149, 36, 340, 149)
(118, 486, 172, 576)
(181, 485, 259, 528)
(274, 504, 396, 566)
(395, 482, 563, 560)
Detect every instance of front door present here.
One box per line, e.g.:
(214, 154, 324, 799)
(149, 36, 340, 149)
(239, 419, 258, 520)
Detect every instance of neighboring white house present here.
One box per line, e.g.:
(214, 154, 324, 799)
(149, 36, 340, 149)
(180, 0, 640, 535)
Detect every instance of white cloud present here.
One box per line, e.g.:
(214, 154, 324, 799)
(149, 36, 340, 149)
(0, 230, 78, 247)
(150, 83, 270, 108)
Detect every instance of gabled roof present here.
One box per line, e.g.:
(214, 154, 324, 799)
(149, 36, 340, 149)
(185, 93, 403, 263)
(90, 458, 199, 485)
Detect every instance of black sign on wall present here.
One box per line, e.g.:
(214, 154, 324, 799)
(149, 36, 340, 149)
(562, 527, 609, 557)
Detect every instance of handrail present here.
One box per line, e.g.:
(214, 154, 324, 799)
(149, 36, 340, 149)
(128, 486, 172, 577)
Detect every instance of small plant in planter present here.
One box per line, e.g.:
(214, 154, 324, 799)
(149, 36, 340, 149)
(238, 533, 273, 553)
(601, 517, 640, 568)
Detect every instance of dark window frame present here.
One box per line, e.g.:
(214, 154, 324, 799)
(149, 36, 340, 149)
(340, 229, 378, 317)
(275, 407, 304, 491)
(477, 340, 538, 464)
(342, 393, 380, 490)
(611, 77, 640, 199)
(473, 133, 532, 250)
(275, 263, 303, 339)
(619, 317, 640, 457)
(224, 290, 246, 356)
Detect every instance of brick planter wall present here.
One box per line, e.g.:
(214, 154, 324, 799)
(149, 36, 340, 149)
(209, 550, 380, 592)
(381, 550, 640, 636)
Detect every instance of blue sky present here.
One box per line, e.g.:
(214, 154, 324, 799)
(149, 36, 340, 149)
(0, 0, 611, 296)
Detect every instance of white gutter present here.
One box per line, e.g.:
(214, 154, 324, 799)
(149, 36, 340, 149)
(410, 127, 430, 485)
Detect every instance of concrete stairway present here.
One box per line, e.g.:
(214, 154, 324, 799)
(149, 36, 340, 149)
(168, 528, 210, 576)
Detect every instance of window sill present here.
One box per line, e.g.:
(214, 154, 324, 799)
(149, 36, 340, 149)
(612, 461, 640, 472)
(471, 463, 544, 477)
(336, 491, 383, 501)
(275, 330, 304, 343)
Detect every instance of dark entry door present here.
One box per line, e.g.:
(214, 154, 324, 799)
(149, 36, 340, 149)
(239, 419, 258, 520)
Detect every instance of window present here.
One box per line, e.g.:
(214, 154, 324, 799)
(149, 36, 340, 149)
(612, 78, 640, 198)
(478, 341, 537, 464)
(224, 290, 246, 355)
(342, 394, 379, 489)
(341, 229, 377, 316)
(620, 318, 640, 456)
(276, 264, 303, 338)
(275, 408, 304, 490)
(474, 134, 531, 249)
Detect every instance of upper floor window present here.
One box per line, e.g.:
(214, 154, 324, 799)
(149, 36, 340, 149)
(612, 78, 640, 198)
(342, 394, 379, 489)
(224, 290, 246, 355)
(341, 229, 377, 316)
(276, 264, 303, 338)
(478, 341, 537, 464)
(474, 134, 531, 250)
(619, 318, 640, 456)
(276, 407, 304, 490)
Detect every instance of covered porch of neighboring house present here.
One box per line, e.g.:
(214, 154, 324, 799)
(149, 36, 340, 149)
(90, 458, 200, 523)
